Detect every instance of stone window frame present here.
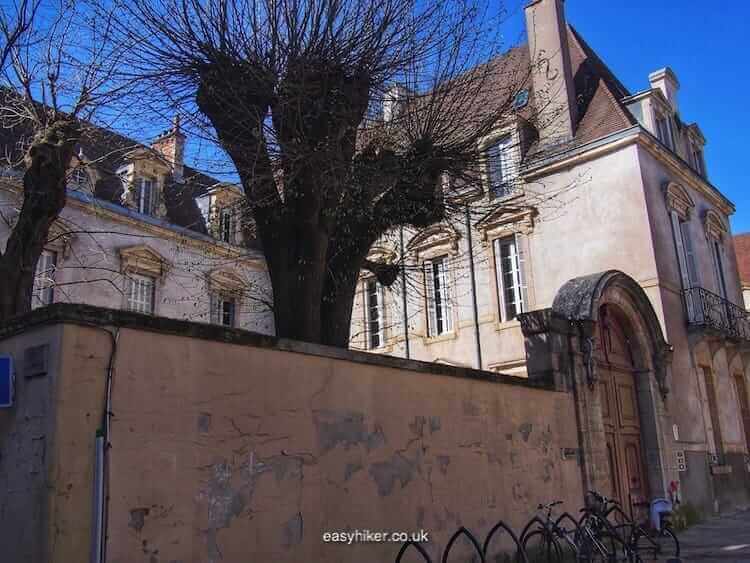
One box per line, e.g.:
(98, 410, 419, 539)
(476, 206, 536, 327)
(361, 276, 386, 350)
(665, 182, 700, 314)
(704, 209, 730, 300)
(477, 124, 523, 203)
(206, 269, 249, 328)
(355, 245, 397, 351)
(119, 245, 169, 315)
(407, 224, 460, 342)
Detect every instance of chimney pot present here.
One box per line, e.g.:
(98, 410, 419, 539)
(152, 115, 186, 183)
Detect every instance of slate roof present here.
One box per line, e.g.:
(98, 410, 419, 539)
(0, 103, 229, 239)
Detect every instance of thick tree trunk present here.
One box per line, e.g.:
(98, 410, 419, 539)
(0, 120, 79, 321)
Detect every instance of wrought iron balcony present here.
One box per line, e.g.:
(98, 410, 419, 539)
(683, 287, 750, 341)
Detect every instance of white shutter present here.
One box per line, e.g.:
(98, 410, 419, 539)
(671, 211, 691, 289)
(671, 211, 695, 321)
(681, 221, 699, 288)
(439, 260, 453, 332)
(493, 238, 506, 321)
(514, 234, 527, 314)
(378, 283, 386, 344)
(711, 241, 727, 300)
(424, 262, 437, 336)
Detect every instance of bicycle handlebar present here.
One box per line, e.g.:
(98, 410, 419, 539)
(537, 500, 563, 510)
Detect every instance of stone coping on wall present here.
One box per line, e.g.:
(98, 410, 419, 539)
(0, 303, 557, 391)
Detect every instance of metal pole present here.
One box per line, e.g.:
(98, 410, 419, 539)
(466, 205, 483, 370)
(400, 226, 410, 359)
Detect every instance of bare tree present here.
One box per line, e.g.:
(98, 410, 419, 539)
(0, 0, 131, 320)
(112, 0, 556, 346)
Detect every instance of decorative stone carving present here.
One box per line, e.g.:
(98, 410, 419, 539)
(664, 182, 694, 221)
(703, 209, 728, 241)
(119, 245, 168, 278)
(476, 205, 536, 242)
(407, 224, 460, 259)
(207, 269, 248, 296)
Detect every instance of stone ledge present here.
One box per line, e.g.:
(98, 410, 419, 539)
(0, 303, 558, 391)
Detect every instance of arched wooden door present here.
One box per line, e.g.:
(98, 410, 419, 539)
(598, 308, 650, 516)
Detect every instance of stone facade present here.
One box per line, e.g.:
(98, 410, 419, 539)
(0, 122, 275, 335)
(349, 0, 750, 515)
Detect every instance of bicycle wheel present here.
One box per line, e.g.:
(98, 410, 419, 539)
(523, 529, 563, 563)
(578, 519, 632, 562)
(632, 526, 679, 560)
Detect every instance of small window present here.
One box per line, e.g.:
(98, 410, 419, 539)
(364, 279, 384, 349)
(136, 177, 156, 215)
(219, 207, 235, 244)
(655, 115, 674, 150)
(493, 235, 527, 322)
(710, 239, 727, 300)
(424, 257, 453, 336)
(126, 273, 155, 314)
(692, 148, 705, 177)
(211, 293, 237, 327)
(486, 136, 516, 198)
(67, 165, 91, 191)
(32, 250, 57, 308)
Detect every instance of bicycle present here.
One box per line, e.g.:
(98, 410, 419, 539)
(614, 500, 680, 562)
(520, 500, 579, 562)
(577, 491, 635, 562)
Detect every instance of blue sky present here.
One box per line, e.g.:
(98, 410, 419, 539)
(502, 1, 749, 232)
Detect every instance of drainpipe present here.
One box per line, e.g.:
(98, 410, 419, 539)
(568, 320, 592, 497)
(400, 226, 410, 359)
(91, 327, 119, 563)
(465, 205, 483, 370)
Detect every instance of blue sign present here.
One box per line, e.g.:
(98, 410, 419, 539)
(0, 356, 14, 408)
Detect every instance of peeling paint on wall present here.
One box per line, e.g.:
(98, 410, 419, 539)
(369, 452, 420, 496)
(314, 409, 385, 453)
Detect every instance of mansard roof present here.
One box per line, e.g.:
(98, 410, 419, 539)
(0, 101, 246, 244)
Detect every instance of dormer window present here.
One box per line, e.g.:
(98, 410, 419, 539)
(655, 114, 674, 150)
(136, 177, 157, 215)
(219, 207, 235, 244)
(486, 136, 516, 198)
(692, 147, 706, 177)
(67, 165, 92, 191)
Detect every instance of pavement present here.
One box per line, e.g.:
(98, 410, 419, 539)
(678, 509, 750, 562)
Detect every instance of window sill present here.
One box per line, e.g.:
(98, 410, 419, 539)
(489, 188, 524, 204)
(494, 319, 521, 333)
(423, 331, 458, 345)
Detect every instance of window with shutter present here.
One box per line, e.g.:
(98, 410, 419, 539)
(710, 239, 728, 300)
(494, 235, 526, 322)
(486, 136, 515, 198)
(424, 257, 452, 336)
(137, 177, 156, 215)
(364, 279, 383, 349)
(670, 210, 699, 321)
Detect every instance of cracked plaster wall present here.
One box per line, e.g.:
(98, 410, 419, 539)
(3, 322, 583, 563)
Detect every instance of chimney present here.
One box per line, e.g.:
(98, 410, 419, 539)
(649, 67, 680, 111)
(382, 84, 410, 122)
(152, 115, 186, 183)
(524, 0, 577, 145)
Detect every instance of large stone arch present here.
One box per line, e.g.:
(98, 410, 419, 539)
(551, 270, 674, 498)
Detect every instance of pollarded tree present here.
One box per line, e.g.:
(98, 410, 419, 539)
(117, 0, 545, 346)
(0, 0, 132, 320)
